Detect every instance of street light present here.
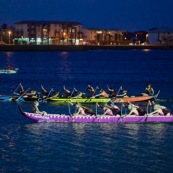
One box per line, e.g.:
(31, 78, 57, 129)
(8, 31, 11, 44)
(146, 34, 148, 43)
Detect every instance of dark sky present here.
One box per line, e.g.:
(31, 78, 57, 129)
(1, 0, 173, 31)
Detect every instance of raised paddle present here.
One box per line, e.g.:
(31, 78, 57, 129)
(116, 86, 122, 96)
(15, 88, 31, 102)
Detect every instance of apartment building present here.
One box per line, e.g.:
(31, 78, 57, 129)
(148, 28, 173, 44)
(14, 21, 84, 45)
(83, 28, 126, 45)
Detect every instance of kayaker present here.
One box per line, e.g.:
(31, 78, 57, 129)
(7, 65, 13, 70)
(32, 101, 47, 115)
(149, 101, 171, 116)
(107, 85, 117, 98)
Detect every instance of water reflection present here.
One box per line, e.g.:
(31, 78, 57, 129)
(4, 52, 14, 58)
(55, 52, 72, 82)
(142, 49, 151, 52)
(58, 52, 69, 58)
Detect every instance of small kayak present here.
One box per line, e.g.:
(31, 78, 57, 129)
(0, 69, 17, 74)
(0, 68, 19, 74)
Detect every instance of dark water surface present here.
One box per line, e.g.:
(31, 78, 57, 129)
(1, 50, 173, 173)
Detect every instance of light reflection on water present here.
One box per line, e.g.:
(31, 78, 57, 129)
(0, 121, 173, 172)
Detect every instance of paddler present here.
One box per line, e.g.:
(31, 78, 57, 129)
(13, 83, 28, 97)
(27, 89, 39, 98)
(127, 102, 140, 116)
(86, 85, 95, 96)
(7, 64, 13, 70)
(149, 101, 171, 116)
(107, 85, 117, 98)
(32, 101, 47, 115)
(72, 88, 85, 98)
(63, 85, 72, 98)
(117, 89, 128, 97)
(127, 102, 146, 116)
(145, 84, 154, 96)
(107, 102, 121, 116)
(103, 106, 114, 116)
(73, 103, 86, 116)
(93, 88, 109, 98)
(41, 85, 49, 97)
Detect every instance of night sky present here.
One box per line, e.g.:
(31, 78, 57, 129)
(1, 0, 173, 31)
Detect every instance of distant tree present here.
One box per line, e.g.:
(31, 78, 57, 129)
(1, 24, 7, 29)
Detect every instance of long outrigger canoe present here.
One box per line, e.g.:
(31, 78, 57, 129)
(19, 106, 173, 123)
(49, 90, 160, 103)
(49, 97, 111, 103)
(0, 95, 156, 103)
(0, 91, 160, 103)
(49, 95, 157, 103)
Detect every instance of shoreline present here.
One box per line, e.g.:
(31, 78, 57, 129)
(0, 44, 173, 52)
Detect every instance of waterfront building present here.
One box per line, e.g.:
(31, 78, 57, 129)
(14, 21, 84, 45)
(0, 24, 14, 44)
(134, 31, 148, 45)
(148, 28, 173, 44)
(82, 28, 127, 45)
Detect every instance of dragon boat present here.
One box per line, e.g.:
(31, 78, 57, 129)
(19, 106, 173, 123)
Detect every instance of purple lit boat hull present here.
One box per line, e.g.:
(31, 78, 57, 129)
(20, 111, 173, 123)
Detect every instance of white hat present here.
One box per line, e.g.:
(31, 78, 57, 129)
(34, 101, 39, 106)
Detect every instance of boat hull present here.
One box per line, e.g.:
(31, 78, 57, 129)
(21, 111, 173, 123)
(49, 96, 154, 103)
(49, 97, 111, 103)
(0, 95, 12, 101)
(0, 69, 17, 74)
(114, 95, 154, 103)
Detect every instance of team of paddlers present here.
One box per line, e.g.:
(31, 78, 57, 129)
(33, 99, 171, 117)
(2, 83, 170, 116)
(12, 83, 155, 100)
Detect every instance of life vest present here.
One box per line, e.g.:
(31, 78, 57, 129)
(104, 108, 113, 116)
(78, 107, 86, 115)
(102, 91, 109, 98)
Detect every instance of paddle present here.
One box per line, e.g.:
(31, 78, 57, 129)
(41, 88, 53, 102)
(145, 101, 152, 121)
(68, 101, 73, 117)
(15, 88, 31, 102)
(12, 83, 20, 95)
(116, 86, 122, 96)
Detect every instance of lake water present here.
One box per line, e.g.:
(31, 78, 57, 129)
(1, 50, 173, 173)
